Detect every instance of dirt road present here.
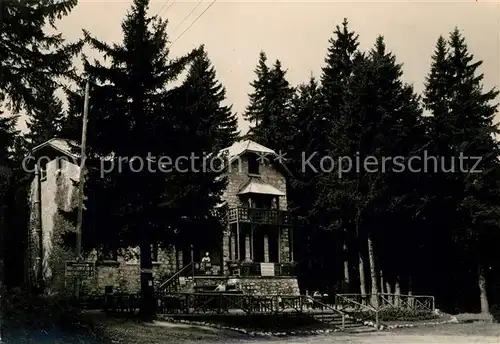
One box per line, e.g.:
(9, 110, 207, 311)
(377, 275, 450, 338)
(195, 323, 500, 344)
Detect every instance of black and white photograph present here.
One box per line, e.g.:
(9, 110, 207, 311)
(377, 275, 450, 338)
(0, 0, 499, 343)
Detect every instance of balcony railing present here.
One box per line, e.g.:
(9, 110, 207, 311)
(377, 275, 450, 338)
(228, 261, 296, 277)
(228, 207, 293, 226)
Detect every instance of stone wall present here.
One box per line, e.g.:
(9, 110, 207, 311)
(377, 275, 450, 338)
(77, 260, 175, 295)
(223, 154, 288, 210)
(28, 154, 180, 296)
(279, 227, 291, 263)
(27, 156, 81, 295)
(193, 276, 300, 295)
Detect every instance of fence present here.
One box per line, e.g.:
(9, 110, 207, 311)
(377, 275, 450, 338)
(335, 293, 436, 328)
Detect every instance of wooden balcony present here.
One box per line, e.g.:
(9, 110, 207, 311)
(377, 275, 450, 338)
(228, 207, 293, 226)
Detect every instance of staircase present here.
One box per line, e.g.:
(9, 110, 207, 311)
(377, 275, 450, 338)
(158, 262, 194, 294)
(309, 311, 375, 333)
(306, 299, 376, 333)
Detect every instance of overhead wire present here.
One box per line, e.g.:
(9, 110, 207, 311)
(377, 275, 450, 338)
(170, 0, 217, 48)
(171, 0, 204, 34)
(157, 0, 171, 16)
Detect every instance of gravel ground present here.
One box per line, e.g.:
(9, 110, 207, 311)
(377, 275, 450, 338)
(5, 318, 498, 343)
(91, 314, 500, 344)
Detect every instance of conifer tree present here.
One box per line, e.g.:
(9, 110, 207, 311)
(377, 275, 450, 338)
(62, 0, 226, 319)
(244, 55, 294, 151)
(243, 51, 270, 127)
(25, 85, 64, 147)
(317, 35, 424, 301)
(316, 18, 363, 295)
(0, 0, 81, 113)
(424, 29, 500, 314)
(182, 46, 239, 151)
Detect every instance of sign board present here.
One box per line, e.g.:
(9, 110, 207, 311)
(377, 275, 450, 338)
(260, 263, 275, 277)
(65, 261, 94, 277)
(179, 277, 186, 285)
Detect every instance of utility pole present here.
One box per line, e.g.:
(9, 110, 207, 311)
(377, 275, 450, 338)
(75, 80, 90, 299)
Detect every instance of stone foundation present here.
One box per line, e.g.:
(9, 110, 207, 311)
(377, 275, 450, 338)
(193, 276, 299, 295)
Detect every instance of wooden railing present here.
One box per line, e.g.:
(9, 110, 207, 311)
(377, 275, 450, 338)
(193, 262, 223, 276)
(158, 262, 194, 293)
(335, 293, 436, 328)
(336, 293, 435, 312)
(103, 293, 141, 316)
(228, 208, 293, 226)
(236, 262, 297, 277)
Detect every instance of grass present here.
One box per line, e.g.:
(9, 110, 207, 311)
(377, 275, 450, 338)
(82, 311, 247, 344)
(2, 291, 107, 344)
(169, 313, 333, 332)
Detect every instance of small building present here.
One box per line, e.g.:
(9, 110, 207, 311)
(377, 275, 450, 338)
(26, 138, 299, 296)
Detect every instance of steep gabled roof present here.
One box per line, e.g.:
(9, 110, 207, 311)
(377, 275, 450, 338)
(30, 138, 79, 159)
(238, 178, 285, 196)
(219, 140, 276, 163)
(218, 139, 292, 177)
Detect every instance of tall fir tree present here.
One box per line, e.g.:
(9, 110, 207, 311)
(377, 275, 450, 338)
(165, 45, 239, 247)
(0, 0, 77, 291)
(0, 0, 81, 113)
(286, 76, 327, 288)
(62, 0, 228, 319)
(317, 35, 424, 300)
(423, 29, 500, 313)
(25, 84, 64, 147)
(244, 55, 294, 150)
(314, 18, 362, 294)
(243, 51, 270, 127)
(181, 46, 239, 151)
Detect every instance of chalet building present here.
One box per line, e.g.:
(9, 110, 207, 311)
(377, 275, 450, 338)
(26, 138, 298, 296)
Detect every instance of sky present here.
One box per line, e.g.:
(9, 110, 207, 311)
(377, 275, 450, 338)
(14, 0, 500, 135)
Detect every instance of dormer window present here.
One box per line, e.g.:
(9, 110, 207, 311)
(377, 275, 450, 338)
(55, 157, 63, 177)
(40, 165, 47, 181)
(56, 157, 63, 170)
(248, 153, 260, 175)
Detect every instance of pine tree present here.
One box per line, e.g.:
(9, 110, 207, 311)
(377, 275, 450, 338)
(167, 46, 239, 245)
(320, 18, 359, 125)
(244, 55, 294, 150)
(286, 76, 327, 287)
(424, 29, 500, 314)
(182, 46, 239, 151)
(243, 51, 270, 127)
(315, 18, 362, 295)
(317, 35, 424, 301)
(0, 108, 19, 297)
(0, 0, 81, 113)
(25, 85, 64, 147)
(61, 0, 219, 319)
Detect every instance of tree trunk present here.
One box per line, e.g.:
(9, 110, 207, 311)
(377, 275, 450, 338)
(343, 229, 350, 292)
(478, 263, 489, 314)
(140, 239, 155, 321)
(356, 222, 367, 302)
(367, 234, 379, 308)
(394, 276, 401, 307)
(386, 279, 393, 305)
(358, 252, 367, 301)
(408, 276, 414, 309)
(380, 269, 386, 294)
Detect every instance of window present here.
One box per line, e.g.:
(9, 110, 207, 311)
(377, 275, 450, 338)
(152, 243, 159, 262)
(102, 246, 118, 261)
(40, 165, 47, 181)
(248, 153, 260, 175)
(56, 157, 63, 170)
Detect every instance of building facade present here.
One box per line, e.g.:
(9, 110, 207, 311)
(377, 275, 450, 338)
(26, 138, 298, 296)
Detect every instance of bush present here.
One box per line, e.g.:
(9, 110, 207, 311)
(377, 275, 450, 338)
(349, 308, 439, 322)
(3, 290, 88, 333)
(490, 304, 500, 323)
(379, 308, 439, 321)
